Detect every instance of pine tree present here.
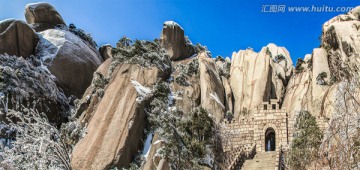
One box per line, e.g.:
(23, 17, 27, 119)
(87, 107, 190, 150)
(287, 110, 323, 169)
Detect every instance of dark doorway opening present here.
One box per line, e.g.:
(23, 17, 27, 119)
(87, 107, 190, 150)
(265, 127, 276, 151)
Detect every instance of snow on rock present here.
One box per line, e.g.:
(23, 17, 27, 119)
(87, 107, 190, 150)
(161, 21, 195, 61)
(141, 132, 154, 160)
(164, 21, 183, 30)
(35, 29, 102, 98)
(71, 64, 165, 169)
(131, 79, 152, 103)
(36, 30, 65, 62)
(210, 93, 225, 109)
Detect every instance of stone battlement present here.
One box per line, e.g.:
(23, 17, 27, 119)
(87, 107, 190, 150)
(222, 99, 292, 153)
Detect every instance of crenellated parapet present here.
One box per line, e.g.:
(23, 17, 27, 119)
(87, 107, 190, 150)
(221, 99, 292, 153)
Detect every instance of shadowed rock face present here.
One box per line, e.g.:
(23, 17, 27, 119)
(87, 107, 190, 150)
(0, 19, 39, 58)
(160, 21, 195, 61)
(25, 2, 66, 31)
(71, 63, 168, 169)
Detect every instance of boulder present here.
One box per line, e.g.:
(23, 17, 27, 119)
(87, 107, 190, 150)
(160, 21, 195, 61)
(36, 29, 103, 98)
(99, 44, 113, 61)
(71, 63, 167, 169)
(0, 19, 39, 58)
(25, 2, 66, 31)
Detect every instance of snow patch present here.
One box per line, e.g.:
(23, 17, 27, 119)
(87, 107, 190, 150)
(141, 132, 153, 160)
(36, 29, 66, 63)
(153, 140, 164, 145)
(128, 120, 133, 129)
(209, 93, 225, 109)
(164, 21, 183, 30)
(131, 79, 151, 102)
(188, 53, 198, 59)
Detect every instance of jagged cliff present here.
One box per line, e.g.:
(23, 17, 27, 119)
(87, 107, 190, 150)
(0, 2, 359, 170)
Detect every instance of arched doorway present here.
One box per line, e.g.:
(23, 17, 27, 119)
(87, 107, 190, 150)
(265, 127, 276, 151)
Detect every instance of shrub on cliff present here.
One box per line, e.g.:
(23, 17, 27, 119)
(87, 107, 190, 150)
(67, 23, 98, 48)
(295, 58, 305, 73)
(316, 72, 328, 85)
(0, 109, 72, 169)
(287, 110, 323, 169)
(111, 37, 171, 75)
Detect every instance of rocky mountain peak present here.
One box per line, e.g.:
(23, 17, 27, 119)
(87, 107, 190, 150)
(1, 3, 360, 170)
(160, 20, 195, 61)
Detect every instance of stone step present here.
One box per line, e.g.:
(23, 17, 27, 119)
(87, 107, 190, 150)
(242, 151, 277, 170)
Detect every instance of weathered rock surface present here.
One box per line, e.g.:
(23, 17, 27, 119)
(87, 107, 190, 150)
(160, 21, 195, 61)
(229, 44, 293, 119)
(282, 70, 312, 117)
(170, 57, 201, 114)
(73, 58, 113, 119)
(71, 63, 167, 169)
(36, 29, 103, 98)
(170, 53, 226, 122)
(25, 2, 66, 31)
(0, 19, 39, 58)
(99, 44, 113, 61)
(198, 52, 226, 122)
(282, 7, 360, 130)
(141, 133, 170, 170)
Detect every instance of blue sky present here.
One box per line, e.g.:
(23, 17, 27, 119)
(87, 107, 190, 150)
(0, 0, 359, 63)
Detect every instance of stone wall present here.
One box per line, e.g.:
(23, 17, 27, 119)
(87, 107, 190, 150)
(222, 99, 292, 153)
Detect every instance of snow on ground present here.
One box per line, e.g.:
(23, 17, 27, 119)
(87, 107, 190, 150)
(131, 79, 152, 102)
(209, 93, 225, 109)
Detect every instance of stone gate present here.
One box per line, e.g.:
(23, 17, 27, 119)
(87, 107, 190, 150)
(222, 99, 294, 152)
